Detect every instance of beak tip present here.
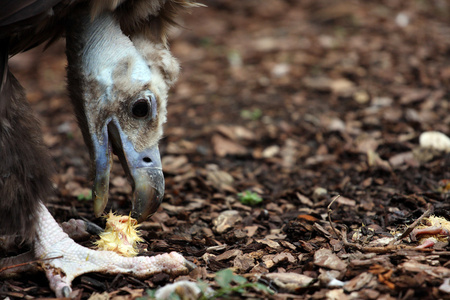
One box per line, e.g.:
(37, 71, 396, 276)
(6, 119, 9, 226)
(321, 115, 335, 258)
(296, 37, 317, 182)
(132, 185, 164, 222)
(93, 195, 108, 218)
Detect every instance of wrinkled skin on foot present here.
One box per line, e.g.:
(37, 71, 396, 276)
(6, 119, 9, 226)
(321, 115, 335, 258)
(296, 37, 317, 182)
(33, 203, 194, 297)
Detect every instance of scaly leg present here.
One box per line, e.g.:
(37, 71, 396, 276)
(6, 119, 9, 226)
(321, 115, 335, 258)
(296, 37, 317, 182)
(34, 202, 194, 297)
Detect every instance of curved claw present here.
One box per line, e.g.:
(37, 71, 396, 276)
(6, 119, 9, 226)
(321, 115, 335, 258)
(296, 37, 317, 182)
(184, 259, 197, 272)
(44, 268, 72, 298)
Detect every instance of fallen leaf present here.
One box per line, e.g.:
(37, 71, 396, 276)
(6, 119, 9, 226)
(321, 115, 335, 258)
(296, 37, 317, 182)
(233, 253, 255, 272)
(206, 164, 235, 192)
(264, 273, 314, 291)
(256, 239, 283, 251)
(216, 249, 243, 261)
(314, 248, 347, 271)
(212, 210, 242, 233)
(212, 134, 247, 157)
(344, 272, 376, 292)
(439, 278, 450, 294)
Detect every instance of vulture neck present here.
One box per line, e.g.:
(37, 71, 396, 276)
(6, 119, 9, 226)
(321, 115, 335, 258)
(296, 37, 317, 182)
(65, 9, 152, 158)
(80, 14, 152, 92)
(67, 11, 151, 101)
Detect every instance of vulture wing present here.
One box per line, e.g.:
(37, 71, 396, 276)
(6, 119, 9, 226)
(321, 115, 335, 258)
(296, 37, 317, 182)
(0, 0, 68, 241)
(0, 0, 63, 26)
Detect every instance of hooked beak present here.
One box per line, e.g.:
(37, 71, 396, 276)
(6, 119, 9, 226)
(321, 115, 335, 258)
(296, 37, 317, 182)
(92, 119, 164, 222)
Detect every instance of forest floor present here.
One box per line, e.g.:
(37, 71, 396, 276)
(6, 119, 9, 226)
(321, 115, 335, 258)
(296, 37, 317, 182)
(1, 0, 450, 299)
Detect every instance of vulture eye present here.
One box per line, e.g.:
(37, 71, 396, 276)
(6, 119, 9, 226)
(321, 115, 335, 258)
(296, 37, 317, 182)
(131, 99, 151, 119)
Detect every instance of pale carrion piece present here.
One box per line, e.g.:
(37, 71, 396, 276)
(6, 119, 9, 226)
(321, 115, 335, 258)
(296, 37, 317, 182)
(411, 216, 450, 249)
(94, 212, 144, 257)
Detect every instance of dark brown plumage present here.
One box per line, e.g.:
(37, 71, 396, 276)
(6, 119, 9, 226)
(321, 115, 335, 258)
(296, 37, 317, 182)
(0, 69, 54, 240)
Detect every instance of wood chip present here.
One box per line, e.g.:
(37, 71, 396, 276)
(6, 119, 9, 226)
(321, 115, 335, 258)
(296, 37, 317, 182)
(343, 272, 376, 292)
(265, 273, 314, 291)
(314, 249, 347, 271)
(212, 210, 242, 233)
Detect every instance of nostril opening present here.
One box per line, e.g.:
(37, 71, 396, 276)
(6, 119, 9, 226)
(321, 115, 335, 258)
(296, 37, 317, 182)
(143, 157, 152, 163)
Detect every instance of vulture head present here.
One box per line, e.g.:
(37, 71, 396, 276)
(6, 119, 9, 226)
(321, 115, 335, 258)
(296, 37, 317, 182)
(66, 12, 180, 221)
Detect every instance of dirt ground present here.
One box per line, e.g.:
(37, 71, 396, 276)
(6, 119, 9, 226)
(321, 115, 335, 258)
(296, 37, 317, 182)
(1, 0, 450, 299)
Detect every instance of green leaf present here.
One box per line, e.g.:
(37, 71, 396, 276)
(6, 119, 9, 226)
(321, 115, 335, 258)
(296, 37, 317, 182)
(136, 289, 156, 300)
(240, 108, 262, 121)
(232, 274, 247, 285)
(196, 280, 209, 292)
(254, 283, 274, 294)
(238, 190, 263, 206)
(168, 293, 181, 300)
(77, 190, 92, 201)
(215, 269, 234, 289)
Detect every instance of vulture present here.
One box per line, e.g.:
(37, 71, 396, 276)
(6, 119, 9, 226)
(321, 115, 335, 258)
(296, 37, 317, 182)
(0, 0, 198, 296)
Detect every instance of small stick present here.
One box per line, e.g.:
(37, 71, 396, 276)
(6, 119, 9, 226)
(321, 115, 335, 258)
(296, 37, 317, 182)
(327, 195, 341, 239)
(390, 203, 433, 245)
(0, 255, 63, 274)
(340, 226, 424, 253)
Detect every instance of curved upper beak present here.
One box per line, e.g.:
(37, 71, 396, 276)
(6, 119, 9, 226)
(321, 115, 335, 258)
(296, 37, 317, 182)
(92, 119, 164, 222)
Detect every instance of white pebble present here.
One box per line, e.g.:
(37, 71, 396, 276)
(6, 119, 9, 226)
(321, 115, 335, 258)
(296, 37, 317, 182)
(419, 131, 450, 152)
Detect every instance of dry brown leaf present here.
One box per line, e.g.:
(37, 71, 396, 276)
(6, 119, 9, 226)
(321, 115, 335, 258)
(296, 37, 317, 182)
(272, 252, 296, 264)
(303, 77, 355, 95)
(215, 125, 256, 141)
(212, 134, 247, 157)
(216, 249, 243, 261)
(162, 155, 190, 174)
(212, 210, 242, 234)
(256, 239, 282, 251)
(244, 225, 259, 237)
(206, 164, 234, 191)
(296, 193, 314, 206)
(297, 214, 319, 222)
(439, 278, 450, 294)
(336, 196, 356, 207)
(400, 261, 450, 277)
(388, 152, 418, 167)
(88, 292, 110, 300)
(264, 273, 314, 291)
(161, 199, 205, 214)
(367, 150, 392, 172)
(233, 253, 255, 272)
(314, 249, 347, 271)
(343, 272, 376, 292)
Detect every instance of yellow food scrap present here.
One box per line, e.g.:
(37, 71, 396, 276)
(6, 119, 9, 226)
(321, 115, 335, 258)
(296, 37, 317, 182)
(415, 216, 450, 243)
(94, 212, 143, 257)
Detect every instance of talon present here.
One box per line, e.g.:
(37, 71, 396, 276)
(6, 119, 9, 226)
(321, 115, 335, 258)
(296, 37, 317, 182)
(184, 259, 197, 271)
(62, 286, 72, 298)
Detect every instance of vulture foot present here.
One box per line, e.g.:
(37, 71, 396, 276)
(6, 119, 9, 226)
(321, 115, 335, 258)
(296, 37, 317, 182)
(34, 203, 193, 297)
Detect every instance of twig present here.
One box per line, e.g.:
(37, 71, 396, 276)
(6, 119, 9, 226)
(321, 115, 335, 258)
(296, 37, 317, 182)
(390, 203, 433, 245)
(327, 195, 341, 239)
(340, 226, 426, 253)
(0, 256, 63, 274)
(327, 195, 434, 253)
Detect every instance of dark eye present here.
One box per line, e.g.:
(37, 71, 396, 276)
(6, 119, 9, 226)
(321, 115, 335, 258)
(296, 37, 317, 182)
(131, 99, 151, 119)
